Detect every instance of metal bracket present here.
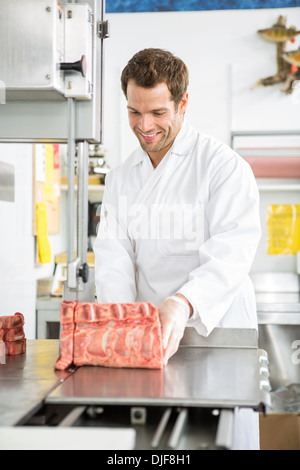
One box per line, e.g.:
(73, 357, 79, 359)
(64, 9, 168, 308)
(58, 406, 87, 427)
(167, 408, 188, 449)
(97, 20, 109, 39)
(67, 257, 81, 289)
(215, 409, 234, 449)
(67, 258, 89, 290)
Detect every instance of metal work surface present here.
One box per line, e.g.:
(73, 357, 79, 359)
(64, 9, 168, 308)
(0, 335, 269, 450)
(0, 340, 72, 426)
(257, 303, 300, 325)
(47, 340, 266, 410)
(0, 333, 268, 426)
(180, 326, 258, 348)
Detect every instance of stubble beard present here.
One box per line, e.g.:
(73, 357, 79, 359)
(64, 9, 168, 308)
(137, 131, 167, 154)
(134, 122, 178, 156)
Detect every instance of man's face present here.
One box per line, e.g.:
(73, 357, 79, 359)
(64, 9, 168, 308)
(126, 80, 188, 166)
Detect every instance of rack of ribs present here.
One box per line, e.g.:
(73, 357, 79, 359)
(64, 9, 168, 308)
(55, 301, 163, 370)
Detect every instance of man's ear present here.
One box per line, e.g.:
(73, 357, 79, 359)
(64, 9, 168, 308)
(179, 93, 188, 115)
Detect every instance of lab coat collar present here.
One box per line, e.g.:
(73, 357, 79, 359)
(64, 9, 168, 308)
(171, 119, 198, 157)
(131, 119, 197, 167)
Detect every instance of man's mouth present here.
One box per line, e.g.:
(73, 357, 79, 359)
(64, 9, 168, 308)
(139, 131, 160, 142)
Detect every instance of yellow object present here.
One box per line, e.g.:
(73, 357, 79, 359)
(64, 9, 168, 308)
(36, 202, 51, 264)
(267, 204, 300, 255)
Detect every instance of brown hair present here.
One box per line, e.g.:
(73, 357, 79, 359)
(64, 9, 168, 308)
(121, 48, 189, 107)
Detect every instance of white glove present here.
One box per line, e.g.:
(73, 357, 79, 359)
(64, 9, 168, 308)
(158, 296, 190, 365)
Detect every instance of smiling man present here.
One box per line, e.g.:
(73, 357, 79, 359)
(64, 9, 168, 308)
(93, 49, 261, 449)
(126, 81, 188, 167)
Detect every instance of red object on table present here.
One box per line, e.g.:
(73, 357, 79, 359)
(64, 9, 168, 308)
(55, 301, 164, 371)
(0, 313, 26, 356)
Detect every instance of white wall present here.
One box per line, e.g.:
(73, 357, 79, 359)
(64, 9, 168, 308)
(102, 7, 300, 168)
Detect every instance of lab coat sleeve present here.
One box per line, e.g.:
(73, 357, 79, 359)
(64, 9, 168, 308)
(93, 174, 137, 303)
(177, 155, 261, 336)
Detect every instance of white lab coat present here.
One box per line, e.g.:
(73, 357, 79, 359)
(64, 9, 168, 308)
(94, 119, 261, 334)
(93, 120, 261, 449)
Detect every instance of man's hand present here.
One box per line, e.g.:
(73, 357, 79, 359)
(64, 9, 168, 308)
(158, 296, 190, 365)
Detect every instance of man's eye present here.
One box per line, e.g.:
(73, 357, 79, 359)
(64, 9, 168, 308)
(153, 112, 164, 116)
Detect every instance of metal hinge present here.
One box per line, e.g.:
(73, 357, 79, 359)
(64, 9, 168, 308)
(97, 20, 110, 39)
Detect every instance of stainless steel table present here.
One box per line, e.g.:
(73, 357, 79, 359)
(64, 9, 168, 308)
(0, 331, 270, 450)
(46, 327, 269, 410)
(0, 340, 72, 426)
(47, 344, 266, 409)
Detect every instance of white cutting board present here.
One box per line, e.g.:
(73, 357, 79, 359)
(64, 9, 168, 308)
(0, 427, 136, 450)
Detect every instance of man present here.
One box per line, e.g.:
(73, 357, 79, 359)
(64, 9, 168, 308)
(93, 48, 261, 449)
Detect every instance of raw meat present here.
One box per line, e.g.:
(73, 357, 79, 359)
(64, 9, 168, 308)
(5, 339, 26, 356)
(0, 312, 26, 356)
(0, 313, 24, 329)
(3, 325, 25, 341)
(55, 301, 163, 370)
(54, 301, 77, 371)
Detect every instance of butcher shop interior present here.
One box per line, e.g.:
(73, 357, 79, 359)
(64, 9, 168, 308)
(0, 0, 300, 452)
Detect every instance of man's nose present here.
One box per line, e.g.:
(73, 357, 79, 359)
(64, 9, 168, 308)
(139, 114, 154, 131)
